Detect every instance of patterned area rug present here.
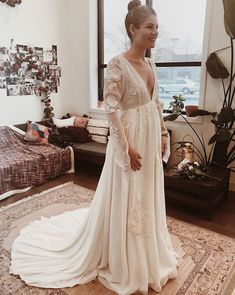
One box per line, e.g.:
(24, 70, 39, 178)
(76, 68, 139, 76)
(0, 182, 234, 295)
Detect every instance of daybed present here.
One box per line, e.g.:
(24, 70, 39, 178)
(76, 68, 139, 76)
(0, 124, 74, 200)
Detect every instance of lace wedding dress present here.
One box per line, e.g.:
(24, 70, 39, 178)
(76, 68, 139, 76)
(10, 54, 178, 295)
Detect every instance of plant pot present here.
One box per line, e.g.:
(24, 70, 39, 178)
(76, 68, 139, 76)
(185, 105, 198, 117)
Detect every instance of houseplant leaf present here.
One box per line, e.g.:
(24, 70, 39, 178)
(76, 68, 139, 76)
(189, 109, 217, 117)
(164, 113, 179, 121)
(223, 0, 235, 39)
(217, 106, 235, 124)
(215, 128, 231, 142)
(206, 52, 229, 79)
(209, 134, 218, 145)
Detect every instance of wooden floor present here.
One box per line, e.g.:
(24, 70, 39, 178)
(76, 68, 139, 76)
(1, 163, 235, 239)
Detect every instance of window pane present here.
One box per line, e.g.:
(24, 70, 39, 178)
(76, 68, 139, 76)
(152, 0, 206, 62)
(104, 0, 130, 64)
(156, 66, 201, 109)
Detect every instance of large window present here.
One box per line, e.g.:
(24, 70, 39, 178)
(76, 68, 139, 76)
(98, 0, 206, 111)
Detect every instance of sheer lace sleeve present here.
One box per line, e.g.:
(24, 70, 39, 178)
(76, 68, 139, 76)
(155, 100, 168, 136)
(104, 57, 130, 171)
(155, 99, 171, 162)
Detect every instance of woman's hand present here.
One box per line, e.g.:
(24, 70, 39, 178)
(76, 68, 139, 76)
(161, 135, 168, 157)
(128, 146, 142, 171)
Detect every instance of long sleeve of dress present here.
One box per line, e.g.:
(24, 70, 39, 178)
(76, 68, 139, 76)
(155, 99, 171, 163)
(155, 100, 168, 136)
(104, 57, 130, 171)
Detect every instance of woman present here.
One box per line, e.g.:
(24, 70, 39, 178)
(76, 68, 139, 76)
(10, 1, 178, 294)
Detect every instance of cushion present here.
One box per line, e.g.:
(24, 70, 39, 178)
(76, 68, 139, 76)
(58, 126, 91, 143)
(24, 121, 50, 144)
(87, 119, 109, 144)
(52, 116, 75, 128)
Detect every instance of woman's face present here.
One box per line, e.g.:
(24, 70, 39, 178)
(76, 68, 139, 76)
(131, 15, 158, 49)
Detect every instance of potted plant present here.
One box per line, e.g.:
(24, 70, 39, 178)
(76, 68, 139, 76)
(168, 94, 185, 113)
(165, 104, 217, 167)
(185, 105, 198, 117)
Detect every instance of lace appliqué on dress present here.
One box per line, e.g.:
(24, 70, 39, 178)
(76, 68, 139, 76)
(128, 199, 151, 235)
(104, 59, 123, 113)
(105, 96, 119, 113)
(120, 113, 131, 130)
(109, 122, 119, 142)
(139, 107, 148, 135)
(104, 57, 130, 171)
(128, 87, 137, 96)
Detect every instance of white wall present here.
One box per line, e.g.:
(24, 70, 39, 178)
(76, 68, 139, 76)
(66, 0, 98, 115)
(0, 0, 74, 124)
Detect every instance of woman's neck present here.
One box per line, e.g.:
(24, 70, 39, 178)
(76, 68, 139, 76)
(124, 45, 146, 62)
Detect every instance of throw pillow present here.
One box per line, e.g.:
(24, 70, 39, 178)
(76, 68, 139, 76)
(52, 116, 75, 128)
(24, 121, 50, 144)
(58, 126, 91, 143)
(87, 119, 109, 144)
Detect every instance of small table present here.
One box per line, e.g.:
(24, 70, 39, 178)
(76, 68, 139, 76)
(164, 165, 230, 219)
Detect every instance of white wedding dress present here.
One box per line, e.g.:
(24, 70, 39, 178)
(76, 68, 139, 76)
(10, 54, 178, 295)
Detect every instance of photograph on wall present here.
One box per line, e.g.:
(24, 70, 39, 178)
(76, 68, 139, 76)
(43, 45, 57, 65)
(34, 47, 44, 62)
(52, 45, 58, 65)
(0, 47, 9, 89)
(6, 85, 21, 96)
(0, 40, 61, 96)
(0, 65, 6, 89)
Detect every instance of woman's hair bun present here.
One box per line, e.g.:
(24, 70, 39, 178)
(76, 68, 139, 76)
(127, 0, 141, 12)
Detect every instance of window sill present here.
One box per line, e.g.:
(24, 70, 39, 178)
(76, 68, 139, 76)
(89, 108, 203, 124)
(163, 113, 203, 124)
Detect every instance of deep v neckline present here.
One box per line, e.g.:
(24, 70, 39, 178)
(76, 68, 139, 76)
(121, 53, 156, 100)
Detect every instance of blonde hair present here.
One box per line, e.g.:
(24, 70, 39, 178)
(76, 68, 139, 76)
(125, 0, 157, 40)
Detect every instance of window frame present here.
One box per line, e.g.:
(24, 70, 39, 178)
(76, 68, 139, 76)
(98, 0, 202, 110)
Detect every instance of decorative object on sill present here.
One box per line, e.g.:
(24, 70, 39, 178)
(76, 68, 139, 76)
(185, 105, 198, 117)
(0, 0, 22, 7)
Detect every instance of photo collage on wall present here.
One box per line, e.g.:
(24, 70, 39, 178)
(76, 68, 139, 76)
(0, 40, 61, 96)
